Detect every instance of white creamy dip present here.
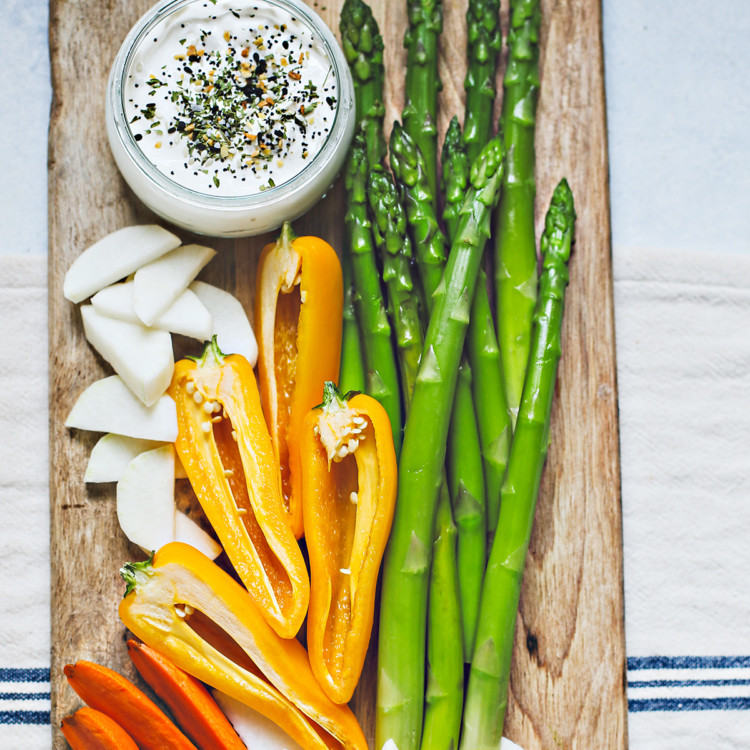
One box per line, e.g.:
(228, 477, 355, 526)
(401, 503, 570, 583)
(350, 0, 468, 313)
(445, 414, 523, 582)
(123, 0, 338, 197)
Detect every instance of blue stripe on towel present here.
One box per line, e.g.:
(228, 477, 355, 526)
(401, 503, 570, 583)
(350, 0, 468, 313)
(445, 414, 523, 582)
(0, 691, 50, 700)
(0, 668, 50, 683)
(629, 678, 750, 689)
(630, 697, 750, 712)
(628, 655, 750, 671)
(0, 710, 50, 725)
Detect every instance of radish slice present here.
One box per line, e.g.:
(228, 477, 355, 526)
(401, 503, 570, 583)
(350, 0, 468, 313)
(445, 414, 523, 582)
(134, 243, 216, 326)
(64, 225, 180, 303)
(190, 281, 258, 366)
(85, 434, 165, 483)
(81, 305, 174, 406)
(174, 511, 221, 560)
(117, 446, 176, 553)
(92, 282, 213, 341)
(66, 376, 177, 442)
(212, 690, 304, 750)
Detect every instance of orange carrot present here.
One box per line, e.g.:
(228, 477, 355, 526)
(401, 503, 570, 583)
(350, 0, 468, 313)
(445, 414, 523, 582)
(63, 660, 198, 750)
(127, 639, 246, 750)
(61, 706, 139, 750)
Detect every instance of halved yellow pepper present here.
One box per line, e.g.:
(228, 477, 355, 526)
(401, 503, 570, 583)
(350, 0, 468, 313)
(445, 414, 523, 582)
(119, 543, 368, 750)
(301, 382, 397, 704)
(256, 222, 343, 539)
(168, 339, 308, 639)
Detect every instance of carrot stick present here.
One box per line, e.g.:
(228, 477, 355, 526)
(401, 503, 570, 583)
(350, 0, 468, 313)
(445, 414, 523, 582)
(127, 639, 246, 750)
(61, 706, 139, 750)
(64, 660, 198, 750)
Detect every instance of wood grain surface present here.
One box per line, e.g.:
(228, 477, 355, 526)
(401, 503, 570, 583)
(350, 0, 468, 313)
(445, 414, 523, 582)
(48, 0, 628, 747)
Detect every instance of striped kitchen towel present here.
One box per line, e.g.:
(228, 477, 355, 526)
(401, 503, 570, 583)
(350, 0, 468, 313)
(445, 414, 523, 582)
(0, 256, 51, 749)
(615, 246, 750, 749)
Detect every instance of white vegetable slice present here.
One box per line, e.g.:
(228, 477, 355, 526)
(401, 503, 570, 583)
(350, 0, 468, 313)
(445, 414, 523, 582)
(92, 282, 213, 341)
(85, 434, 165, 483)
(174, 511, 221, 560)
(175, 453, 187, 479)
(212, 690, 304, 750)
(117, 445, 176, 552)
(81, 305, 174, 406)
(134, 243, 216, 326)
(63, 225, 180, 303)
(190, 281, 258, 365)
(66, 376, 177, 442)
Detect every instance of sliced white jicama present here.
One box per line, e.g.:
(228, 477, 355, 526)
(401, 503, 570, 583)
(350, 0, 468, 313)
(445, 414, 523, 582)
(190, 281, 258, 366)
(174, 511, 221, 560)
(85, 434, 165, 483)
(134, 243, 216, 326)
(64, 225, 180, 303)
(66, 376, 177, 442)
(117, 445, 176, 552)
(212, 690, 305, 750)
(81, 305, 174, 406)
(175, 452, 187, 479)
(92, 281, 213, 341)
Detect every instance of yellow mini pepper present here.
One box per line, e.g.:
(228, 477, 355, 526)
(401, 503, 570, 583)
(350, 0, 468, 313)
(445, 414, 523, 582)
(169, 339, 308, 639)
(301, 382, 397, 704)
(119, 543, 368, 750)
(256, 222, 343, 539)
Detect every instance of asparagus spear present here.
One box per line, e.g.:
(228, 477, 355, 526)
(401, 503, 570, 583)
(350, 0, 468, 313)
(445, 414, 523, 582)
(376, 136, 505, 750)
(345, 133, 403, 454)
(463, 0, 502, 164)
(391, 121, 486, 658)
(420, 482, 463, 750)
(442, 115, 513, 543)
(339, 250, 367, 394)
(403, 0, 443, 213)
(445, 360, 485, 659)
(340, 0, 386, 167)
(367, 168, 423, 411)
(461, 179, 576, 749)
(494, 0, 542, 420)
(441, 117, 470, 247)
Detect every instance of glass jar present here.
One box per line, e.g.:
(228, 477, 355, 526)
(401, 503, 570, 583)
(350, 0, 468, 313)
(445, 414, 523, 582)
(106, 0, 355, 237)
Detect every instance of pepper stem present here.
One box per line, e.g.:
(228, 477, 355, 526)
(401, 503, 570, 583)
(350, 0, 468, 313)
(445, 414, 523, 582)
(120, 553, 155, 598)
(278, 219, 297, 247)
(319, 380, 359, 411)
(191, 335, 226, 367)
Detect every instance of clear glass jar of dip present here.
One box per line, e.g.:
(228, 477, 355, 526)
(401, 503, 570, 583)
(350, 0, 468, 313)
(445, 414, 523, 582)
(106, 0, 355, 237)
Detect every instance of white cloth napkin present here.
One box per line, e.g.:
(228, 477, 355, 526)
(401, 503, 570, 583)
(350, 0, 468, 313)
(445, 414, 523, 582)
(0, 255, 50, 749)
(615, 246, 750, 748)
(3, 245, 750, 749)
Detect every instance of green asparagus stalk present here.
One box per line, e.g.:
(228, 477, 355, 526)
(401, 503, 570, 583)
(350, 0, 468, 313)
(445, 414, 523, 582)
(376, 136, 505, 750)
(461, 179, 576, 749)
(441, 117, 470, 246)
(463, 0, 502, 164)
(339, 249, 367, 393)
(386, 126, 463, 749)
(340, 0, 387, 167)
(445, 360, 485, 658)
(344, 133, 403, 454)
(403, 0, 443, 213)
(420, 482, 464, 750)
(494, 0, 542, 421)
(367, 168, 424, 412)
(391, 121, 486, 658)
(442, 113, 513, 543)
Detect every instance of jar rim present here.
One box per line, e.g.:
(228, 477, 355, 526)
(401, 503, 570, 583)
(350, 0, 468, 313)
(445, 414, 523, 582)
(107, 0, 354, 210)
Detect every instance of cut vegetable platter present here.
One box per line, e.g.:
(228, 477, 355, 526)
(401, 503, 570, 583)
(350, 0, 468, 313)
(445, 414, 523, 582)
(48, 0, 628, 747)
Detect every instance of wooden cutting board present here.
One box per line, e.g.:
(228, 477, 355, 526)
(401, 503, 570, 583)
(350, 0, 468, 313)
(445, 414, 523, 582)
(48, 0, 628, 747)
